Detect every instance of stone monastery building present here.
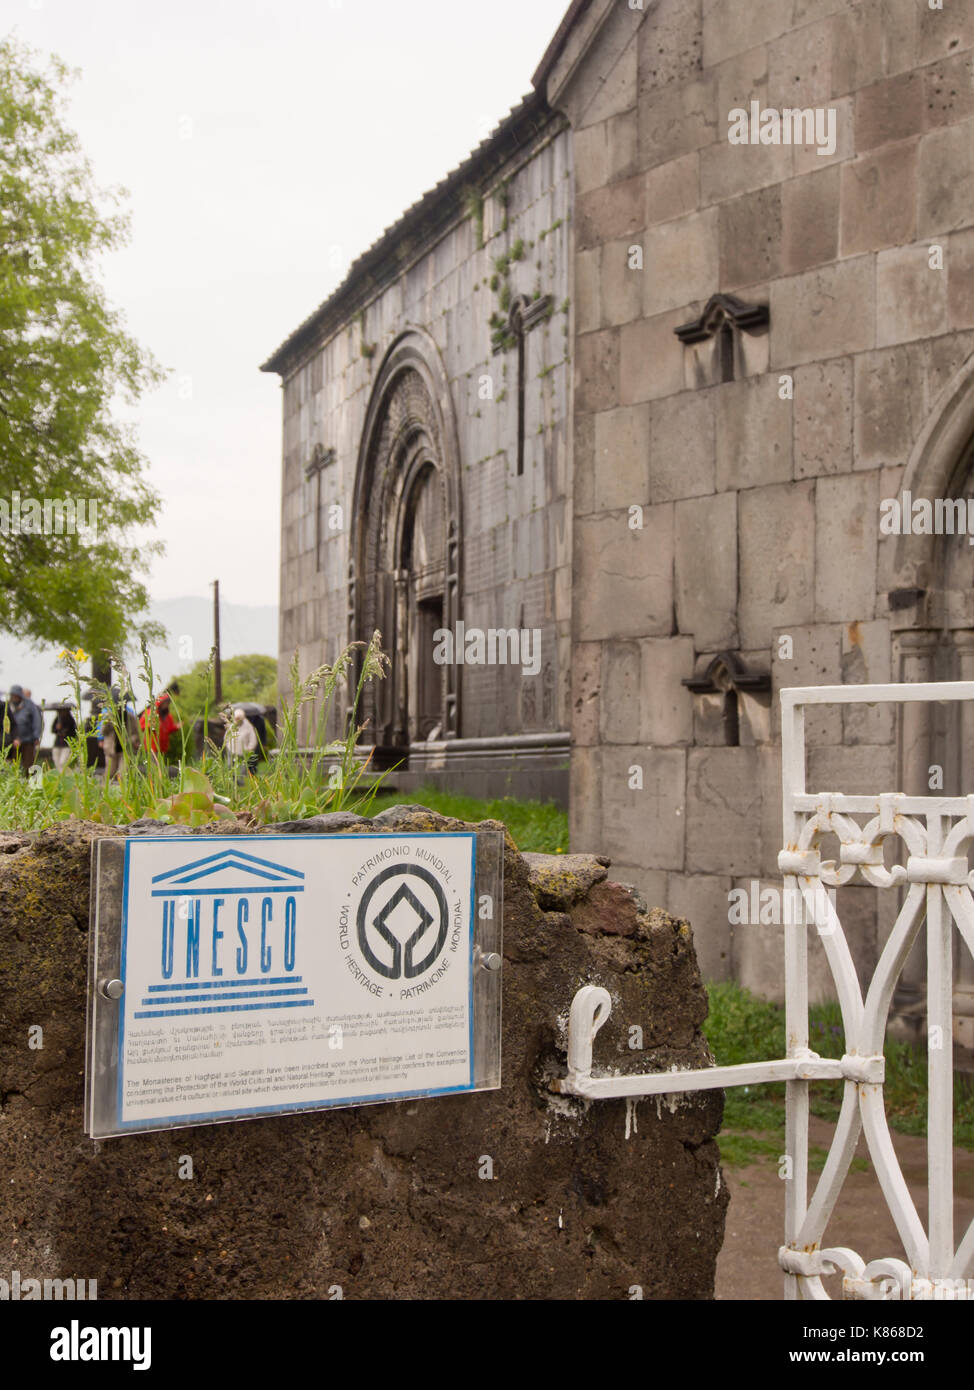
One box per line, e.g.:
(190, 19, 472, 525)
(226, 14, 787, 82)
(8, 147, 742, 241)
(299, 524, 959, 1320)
(264, 0, 974, 1028)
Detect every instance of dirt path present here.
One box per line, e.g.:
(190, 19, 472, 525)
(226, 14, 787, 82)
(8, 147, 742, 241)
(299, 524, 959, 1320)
(715, 1115, 974, 1299)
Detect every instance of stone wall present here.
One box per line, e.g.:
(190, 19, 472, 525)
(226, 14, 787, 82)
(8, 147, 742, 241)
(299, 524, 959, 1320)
(0, 813, 727, 1300)
(272, 114, 575, 758)
(543, 0, 974, 1002)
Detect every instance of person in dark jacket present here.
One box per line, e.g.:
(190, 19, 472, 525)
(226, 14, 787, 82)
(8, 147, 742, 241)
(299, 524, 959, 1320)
(51, 705, 78, 773)
(6, 684, 43, 774)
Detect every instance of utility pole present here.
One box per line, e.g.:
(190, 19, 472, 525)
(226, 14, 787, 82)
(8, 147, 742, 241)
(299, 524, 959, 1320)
(213, 579, 223, 703)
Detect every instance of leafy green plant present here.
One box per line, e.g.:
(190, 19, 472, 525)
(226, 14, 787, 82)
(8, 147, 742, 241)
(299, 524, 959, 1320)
(0, 633, 393, 832)
(703, 981, 974, 1166)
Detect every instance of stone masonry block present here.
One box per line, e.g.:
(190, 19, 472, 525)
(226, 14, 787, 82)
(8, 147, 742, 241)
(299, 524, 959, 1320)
(924, 52, 974, 132)
(815, 470, 880, 623)
(576, 245, 602, 338)
(839, 141, 918, 257)
(791, 95, 854, 176)
(918, 1, 974, 64)
(574, 122, 611, 196)
(853, 345, 925, 472)
(602, 640, 642, 744)
(574, 412, 596, 517)
(767, 17, 833, 108)
(702, 0, 792, 68)
(739, 480, 815, 648)
(577, 172, 646, 251)
(574, 505, 674, 641)
(719, 185, 782, 289)
(650, 388, 716, 502)
(645, 151, 700, 226)
(686, 746, 765, 876)
(699, 135, 793, 207)
(771, 622, 843, 746)
(855, 71, 925, 152)
(594, 403, 651, 510)
(619, 308, 688, 404)
(770, 256, 875, 368)
(793, 357, 853, 479)
(605, 109, 641, 185)
(841, 618, 894, 746)
(781, 165, 840, 276)
(667, 873, 734, 982)
(918, 118, 974, 237)
(713, 43, 769, 125)
(948, 228, 974, 332)
(601, 239, 645, 328)
(572, 641, 603, 748)
(643, 208, 719, 317)
(636, 0, 704, 93)
(576, 329, 621, 414)
(674, 492, 738, 650)
(807, 743, 896, 796)
(830, 0, 918, 96)
(571, 745, 603, 851)
(716, 374, 793, 492)
(640, 636, 696, 745)
(602, 746, 686, 870)
(876, 242, 949, 348)
(638, 76, 718, 171)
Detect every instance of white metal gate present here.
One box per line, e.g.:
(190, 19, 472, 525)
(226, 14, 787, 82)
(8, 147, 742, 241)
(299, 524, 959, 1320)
(553, 683, 974, 1300)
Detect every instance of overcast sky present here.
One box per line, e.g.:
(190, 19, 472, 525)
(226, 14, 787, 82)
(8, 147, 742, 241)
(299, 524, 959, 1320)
(7, 0, 568, 612)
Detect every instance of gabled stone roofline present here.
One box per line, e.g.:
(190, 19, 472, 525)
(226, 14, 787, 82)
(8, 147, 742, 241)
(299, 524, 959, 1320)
(260, 89, 562, 379)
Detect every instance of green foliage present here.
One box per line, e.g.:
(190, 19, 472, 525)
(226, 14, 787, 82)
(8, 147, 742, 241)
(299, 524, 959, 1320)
(367, 786, 568, 853)
(0, 634, 392, 831)
(172, 652, 278, 723)
(704, 981, 974, 1167)
(0, 36, 164, 653)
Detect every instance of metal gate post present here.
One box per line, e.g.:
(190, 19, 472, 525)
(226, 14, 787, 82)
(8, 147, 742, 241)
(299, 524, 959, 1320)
(551, 683, 974, 1300)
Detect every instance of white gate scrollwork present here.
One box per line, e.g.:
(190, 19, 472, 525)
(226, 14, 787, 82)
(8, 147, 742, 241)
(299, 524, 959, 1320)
(553, 683, 974, 1300)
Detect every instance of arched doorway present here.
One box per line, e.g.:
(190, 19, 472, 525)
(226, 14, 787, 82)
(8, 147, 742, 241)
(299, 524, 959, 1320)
(888, 349, 974, 1044)
(350, 330, 462, 764)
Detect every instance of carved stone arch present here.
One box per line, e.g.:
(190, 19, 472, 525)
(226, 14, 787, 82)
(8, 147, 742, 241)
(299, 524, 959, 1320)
(885, 349, 974, 1033)
(891, 348, 974, 608)
(350, 329, 462, 756)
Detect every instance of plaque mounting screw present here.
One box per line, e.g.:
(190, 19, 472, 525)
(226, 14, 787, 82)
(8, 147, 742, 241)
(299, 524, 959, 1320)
(101, 979, 124, 1000)
(480, 953, 502, 972)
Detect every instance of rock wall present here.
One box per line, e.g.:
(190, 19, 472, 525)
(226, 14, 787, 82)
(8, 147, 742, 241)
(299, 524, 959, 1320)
(0, 810, 727, 1300)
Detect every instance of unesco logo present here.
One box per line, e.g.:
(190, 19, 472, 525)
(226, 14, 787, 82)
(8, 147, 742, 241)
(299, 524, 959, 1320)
(356, 865, 449, 981)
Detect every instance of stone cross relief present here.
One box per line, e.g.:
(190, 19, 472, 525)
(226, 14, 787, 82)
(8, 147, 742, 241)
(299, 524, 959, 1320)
(496, 293, 553, 475)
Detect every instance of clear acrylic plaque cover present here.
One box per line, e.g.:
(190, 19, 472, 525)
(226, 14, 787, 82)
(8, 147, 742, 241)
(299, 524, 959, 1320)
(86, 831, 503, 1138)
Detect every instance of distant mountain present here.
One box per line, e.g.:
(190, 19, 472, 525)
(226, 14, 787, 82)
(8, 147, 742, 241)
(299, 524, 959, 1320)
(0, 597, 279, 728)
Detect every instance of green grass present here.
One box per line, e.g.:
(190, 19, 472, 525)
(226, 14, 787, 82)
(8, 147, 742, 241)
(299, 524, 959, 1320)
(0, 636, 392, 833)
(367, 786, 568, 854)
(705, 980, 974, 1167)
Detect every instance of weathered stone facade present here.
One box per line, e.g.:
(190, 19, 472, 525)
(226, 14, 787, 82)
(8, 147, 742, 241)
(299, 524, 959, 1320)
(269, 1, 974, 1026)
(264, 100, 574, 804)
(533, 0, 974, 1023)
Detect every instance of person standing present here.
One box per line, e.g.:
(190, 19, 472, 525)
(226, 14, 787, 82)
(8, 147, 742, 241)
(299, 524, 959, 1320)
(51, 704, 77, 772)
(6, 684, 43, 774)
(98, 688, 125, 779)
(224, 707, 259, 776)
(139, 693, 179, 756)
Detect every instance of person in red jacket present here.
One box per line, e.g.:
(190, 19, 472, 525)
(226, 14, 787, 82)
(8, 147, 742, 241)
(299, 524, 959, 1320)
(139, 693, 179, 755)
